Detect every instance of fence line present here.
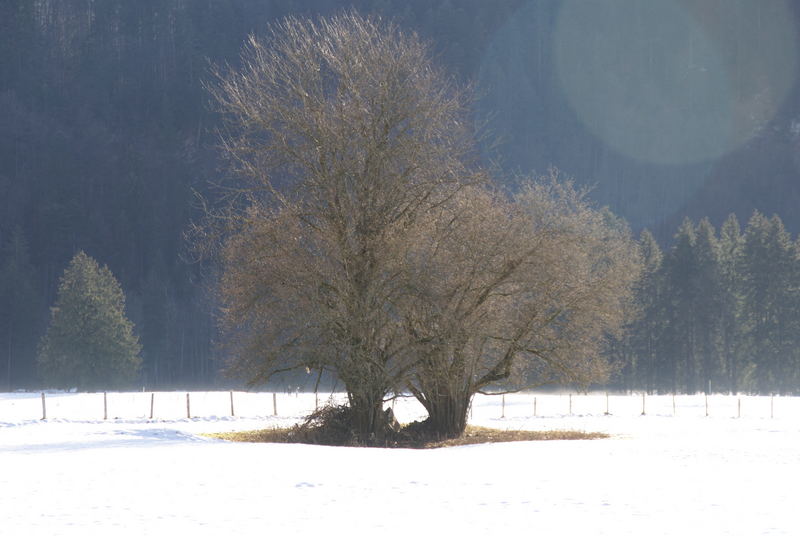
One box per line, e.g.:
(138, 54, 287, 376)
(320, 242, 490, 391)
(2, 391, 796, 422)
(481, 392, 791, 421)
(4, 391, 342, 422)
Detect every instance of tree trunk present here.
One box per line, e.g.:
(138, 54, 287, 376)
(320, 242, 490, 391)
(423, 391, 471, 439)
(348, 389, 388, 442)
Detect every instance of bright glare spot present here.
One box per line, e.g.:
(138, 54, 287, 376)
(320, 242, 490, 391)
(554, 0, 797, 165)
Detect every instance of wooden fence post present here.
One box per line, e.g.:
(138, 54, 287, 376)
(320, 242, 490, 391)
(41, 392, 46, 420)
(501, 394, 506, 418)
(641, 392, 646, 416)
(273, 392, 277, 416)
(230, 391, 235, 417)
(103, 392, 108, 420)
(186, 393, 191, 419)
(672, 394, 676, 416)
(737, 397, 741, 419)
(149, 392, 155, 420)
(605, 392, 610, 415)
(533, 396, 537, 417)
(705, 393, 709, 417)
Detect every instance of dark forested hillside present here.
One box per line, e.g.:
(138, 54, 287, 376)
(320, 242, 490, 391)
(2, 0, 799, 390)
(0, 0, 524, 389)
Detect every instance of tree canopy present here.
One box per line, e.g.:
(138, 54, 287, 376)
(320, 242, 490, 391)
(38, 252, 142, 390)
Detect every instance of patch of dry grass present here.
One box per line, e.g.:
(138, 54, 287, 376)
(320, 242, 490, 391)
(206, 425, 608, 448)
(424, 426, 608, 448)
(208, 428, 294, 444)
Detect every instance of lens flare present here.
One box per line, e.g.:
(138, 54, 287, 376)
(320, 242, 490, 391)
(554, 0, 797, 165)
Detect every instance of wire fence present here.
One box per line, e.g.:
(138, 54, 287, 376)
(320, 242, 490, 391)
(0, 391, 347, 422)
(471, 392, 798, 421)
(0, 391, 797, 423)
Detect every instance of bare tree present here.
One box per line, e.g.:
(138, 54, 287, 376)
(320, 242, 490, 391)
(207, 12, 480, 439)
(402, 172, 643, 438)
(206, 12, 641, 442)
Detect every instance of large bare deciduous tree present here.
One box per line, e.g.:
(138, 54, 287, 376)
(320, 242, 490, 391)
(207, 12, 480, 439)
(403, 174, 643, 438)
(206, 11, 642, 442)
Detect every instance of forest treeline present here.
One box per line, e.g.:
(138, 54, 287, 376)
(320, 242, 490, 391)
(0, 0, 523, 389)
(2, 0, 800, 391)
(613, 212, 800, 395)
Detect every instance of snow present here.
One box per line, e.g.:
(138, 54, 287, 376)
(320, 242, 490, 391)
(1, 392, 798, 535)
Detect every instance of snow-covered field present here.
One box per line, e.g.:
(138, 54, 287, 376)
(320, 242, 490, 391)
(1, 391, 798, 535)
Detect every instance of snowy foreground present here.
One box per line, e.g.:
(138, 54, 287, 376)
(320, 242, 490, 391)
(1, 392, 799, 535)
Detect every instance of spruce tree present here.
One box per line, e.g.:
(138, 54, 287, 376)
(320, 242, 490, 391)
(693, 218, 723, 393)
(740, 212, 798, 393)
(661, 218, 699, 393)
(616, 229, 664, 393)
(38, 252, 141, 390)
(718, 214, 746, 393)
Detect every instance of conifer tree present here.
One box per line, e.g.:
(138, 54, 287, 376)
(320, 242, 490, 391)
(661, 218, 699, 392)
(718, 214, 746, 392)
(616, 212, 800, 395)
(38, 251, 141, 390)
(610, 229, 664, 392)
(740, 213, 799, 393)
(693, 218, 723, 393)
